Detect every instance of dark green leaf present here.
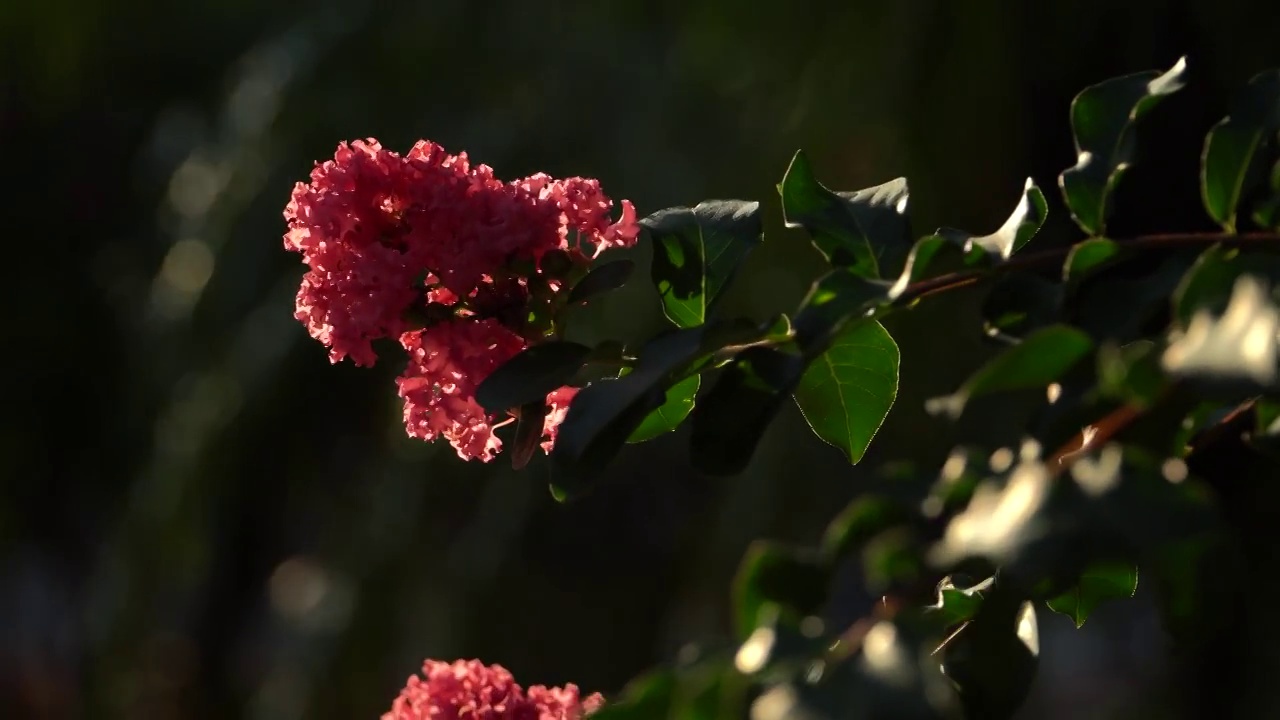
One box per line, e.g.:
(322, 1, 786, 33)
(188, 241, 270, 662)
(1202, 69, 1280, 232)
(924, 447, 987, 517)
(593, 657, 745, 720)
(510, 401, 548, 470)
(780, 150, 910, 277)
(644, 200, 763, 327)
(862, 527, 925, 593)
(821, 494, 908, 563)
(929, 455, 1058, 576)
(568, 259, 635, 304)
(1062, 238, 1121, 281)
(1068, 249, 1200, 343)
(981, 274, 1063, 340)
(939, 584, 1039, 720)
(552, 324, 753, 497)
(1162, 274, 1280, 392)
(1249, 400, 1280, 457)
(734, 604, 830, 682)
(475, 341, 592, 413)
(887, 234, 973, 300)
(1085, 446, 1219, 555)
(1096, 340, 1166, 407)
(1253, 156, 1280, 229)
(627, 375, 700, 443)
(570, 341, 631, 385)
(589, 669, 677, 720)
(732, 540, 829, 640)
(926, 325, 1094, 419)
(538, 248, 576, 278)
(824, 491, 906, 561)
(1059, 57, 1188, 236)
(690, 346, 807, 475)
(793, 320, 899, 464)
(669, 656, 745, 720)
(928, 575, 995, 627)
(1148, 534, 1228, 644)
(1172, 244, 1280, 327)
(938, 178, 1048, 261)
(792, 270, 891, 354)
(1045, 561, 1138, 628)
(933, 588, 984, 627)
(761, 313, 795, 343)
(753, 618, 960, 720)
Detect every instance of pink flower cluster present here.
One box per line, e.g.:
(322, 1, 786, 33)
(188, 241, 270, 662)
(283, 139, 639, 461)
(382, 659, 603, 720)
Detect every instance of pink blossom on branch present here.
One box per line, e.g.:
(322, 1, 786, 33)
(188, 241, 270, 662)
(283, 137, 641, 460)
(540, 386, 580, 454)
(397, 319, 527, 462)
(382, 659, 603, 720)
(397, 321, 590, 463)
(284, 138, 639, 367)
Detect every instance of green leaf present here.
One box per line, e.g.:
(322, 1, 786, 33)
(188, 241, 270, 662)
(568, 259, 635, 304)
(589, 669, 677, 720)
(551, 323, 759, 497)
(570, 340, 631, 385)
(938, 178, 1048, 261)
(928, 575, 995, 627)
(1249, 399, 1280, 458)
(1172, 244, 1280, 327)
(1253, 156, 1280, 229)
(732, 540, 829, 640)
(780, 150, 910, 277)
(1062, 238, 1121, 281)
(821, 494, 908, 563)
(792, 269, 891, 354)
(862, 527, 925, 593)
(939, 586, 1040, 720)
(644, 200, 763, 327)
(793, 319, 899, 464)
(1201, 69, 1280, 232)
(690, 346, 808, 476)
(627, 375, 700, 443)
(926, 325, 1095, 419)
(734, 606, 827, 681)
(668, 656, 746, 720)
(752, 618, 961, 720)
(924, 447, 987, 517)
(475, 341, 592, 413)
(1068, 249, 1200, 343)
(1162, 274, 1280, 392)
(509, 401, 548, 470)
(981, 274, 1064, 340)
(592, 657, 746, 720)
(1045, 561, 1138, 628)
(887, 233, 974, 299)
(1096, 340, 1166, 407)
(1059, 57, 1188, 236)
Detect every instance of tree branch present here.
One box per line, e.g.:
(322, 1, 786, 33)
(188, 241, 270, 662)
(900, 232, 1280, 304)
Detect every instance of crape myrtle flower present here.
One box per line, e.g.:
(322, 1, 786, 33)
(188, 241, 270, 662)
(283, 138, 639, 460)
(382, 658, 603, 720)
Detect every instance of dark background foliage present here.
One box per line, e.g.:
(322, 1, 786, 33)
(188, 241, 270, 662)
(3, 1, 1278, 718)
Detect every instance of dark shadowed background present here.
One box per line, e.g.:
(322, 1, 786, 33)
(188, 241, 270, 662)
(3, 1, 1278, 718)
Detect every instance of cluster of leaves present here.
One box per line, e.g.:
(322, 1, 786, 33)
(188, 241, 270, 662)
(478, 58, 1280, 718)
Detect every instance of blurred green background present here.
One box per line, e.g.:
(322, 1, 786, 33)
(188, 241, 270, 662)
(3, 1, 1278, 718)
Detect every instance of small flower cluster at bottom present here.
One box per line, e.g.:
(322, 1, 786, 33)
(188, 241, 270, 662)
(382, 658, 603, 720)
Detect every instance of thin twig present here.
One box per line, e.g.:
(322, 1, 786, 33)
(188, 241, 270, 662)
(901, 232, 1280, 304)
(1046, 402, 1146, 473)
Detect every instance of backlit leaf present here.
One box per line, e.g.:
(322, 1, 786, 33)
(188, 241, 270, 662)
(793, 320, 899, 464)
(1059, 57, 1188, 236)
